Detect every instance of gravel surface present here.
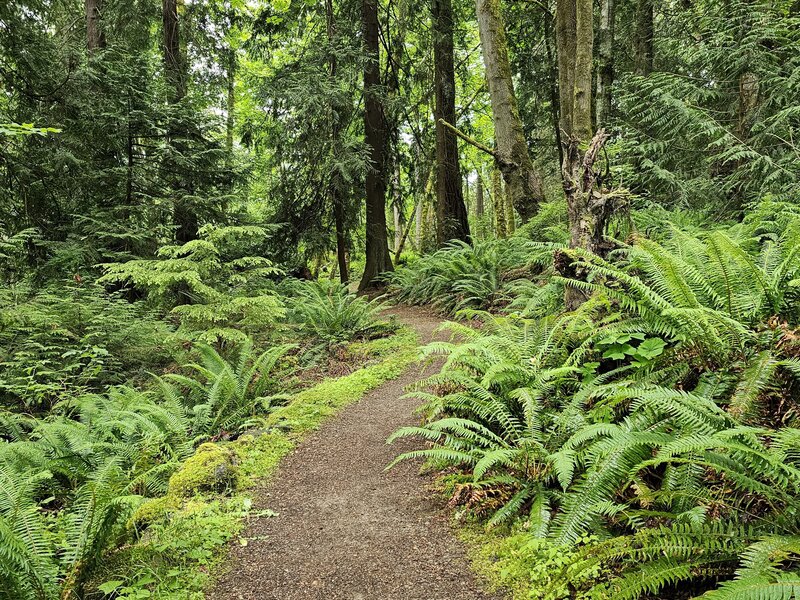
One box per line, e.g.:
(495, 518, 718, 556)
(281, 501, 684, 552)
(209, 305, 500, 600)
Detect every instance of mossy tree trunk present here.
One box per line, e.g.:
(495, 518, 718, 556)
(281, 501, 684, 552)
(476, 0, 544, 223)
(493, 168, 506, 239)
(595, 0, 615, 129)
(556, 0, 615, 310)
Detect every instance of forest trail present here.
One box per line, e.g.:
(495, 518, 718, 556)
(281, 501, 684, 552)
(209, 305, 499, 600)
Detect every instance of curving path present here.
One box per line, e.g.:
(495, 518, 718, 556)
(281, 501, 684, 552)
(209, 305, 499, 600)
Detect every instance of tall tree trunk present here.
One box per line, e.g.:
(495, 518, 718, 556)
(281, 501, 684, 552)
(327, 0, 349, 283)
(162, 0, 185, 102)
(493, 168, 506, 238)
(162, 0, 196, 243)
(433, 0, 470, 245)
(544, 15, 564, 174)
(634, 0, 654, 76)
(595, 0, 615, 128)
(476, 171, 485, 218)
(556, 0, 615, 310)
(85, 0, 105, 52)
(415, 197, 423, 249)
(358, 0, 393, 291)
(475, 0, 544, 223)
(393, 177, 402, 253)
(226, 48, 236, 157)
(573, 0, 593, 142)
(556, 0, 576, 142)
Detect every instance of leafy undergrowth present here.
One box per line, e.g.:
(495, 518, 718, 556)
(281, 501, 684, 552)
(388, 201, 800, 599)
(86, 327, 418, 600)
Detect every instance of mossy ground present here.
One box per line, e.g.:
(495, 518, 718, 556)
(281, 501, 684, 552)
(92, 327, 418, 599)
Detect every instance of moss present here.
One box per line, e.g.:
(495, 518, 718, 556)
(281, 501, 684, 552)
(348, 324, 417, 358)
(128, 495, 181, 531)
(232, 431, 294, 487)
(168, 443, 238, 498)
(265, 332, 418, 434)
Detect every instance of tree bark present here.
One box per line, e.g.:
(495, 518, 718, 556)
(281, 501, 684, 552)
(85, 0, 105, 52)
(476, 171, 484, 218)
(162, 0, 185, 102)
(556, 0, 576, 141)
(358, 0, 393, 291)
(573, 0, 593, 142)
(505, 183, 516, 234)
(226, 48, 236, 157)
(493, 168, 506, 238)
(634, 0, 654, 76)
(556, 0, 617, 310)
(326, 0, 349, 283)
(544, 15, 564, 174)
(162, 0, 197, 243)
(475, 0, 544, 223)
(595, 0, 615, 128)
(433, 0, 470, 245)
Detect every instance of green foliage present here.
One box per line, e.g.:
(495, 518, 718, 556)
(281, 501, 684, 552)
(616, 1, 800, 210)
(283, 279, 389, 347)
(87, 328, 417, 600)
(388, 237, 547, 315)
(99, 226, 285, 343)
(0, 282, 174, 409)
(0, 330, 295, 599)
(390, 206, 800, 599)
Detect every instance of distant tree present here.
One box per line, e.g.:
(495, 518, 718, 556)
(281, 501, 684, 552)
(432, 0, 470, 245)
(359, 0, 393, 290)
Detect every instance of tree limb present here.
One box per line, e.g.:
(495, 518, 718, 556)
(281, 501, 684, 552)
(437, 118, 498, 159)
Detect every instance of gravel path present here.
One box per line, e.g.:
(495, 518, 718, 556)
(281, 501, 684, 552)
(209, 305, 499, 600)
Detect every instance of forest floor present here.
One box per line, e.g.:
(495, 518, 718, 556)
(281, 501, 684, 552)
(209, 305, 500, 600)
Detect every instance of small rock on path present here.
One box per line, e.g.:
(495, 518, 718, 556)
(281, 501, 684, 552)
(209, 305, 500, 600)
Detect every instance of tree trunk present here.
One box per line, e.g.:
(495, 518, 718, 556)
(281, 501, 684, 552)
(162, 0, 196, 243)
(634, 0, 654, 76)
(327, 0, 349, 283)
(162, 0, 185, 102)
(573, 0, 593, 142)
(544, 15, 564, 174)
(556, 0, 616, 310)
(475, 0, 544, 223)
(85, 0, 105, 52)
(358, 0, 393, 291)
(433, 0, 470, 245)
(393, 198, 402, 253)
(506, 183, 516, 234)
(595, 0, 615, 128)
(556, 0, 576, 141)
(226, 48, 236, 157)
(493, 168, 506, 239)
(476, 171, 484, 217)
(415, 197, 423, 249)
